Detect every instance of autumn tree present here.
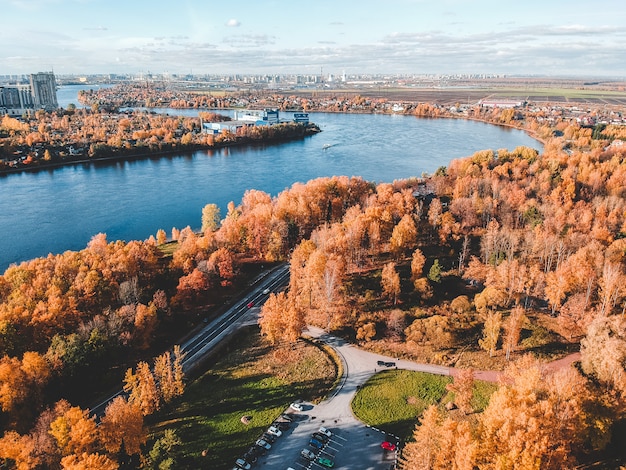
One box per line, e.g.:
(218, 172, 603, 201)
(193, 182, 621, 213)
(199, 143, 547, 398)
(60, 452, 118, 470)
(390, 214, 418, 257)
(49, 405, 98, 457)
(99, 396, 145, 456)
(581, 313, 626, 396)
(477, 356, 591, 469)
(410, 248, 426, 281)
(258, 291, 304, 345)
(479, 311, 502, 357)
(381, 262, 401, 305)
(153, 346, 185, 404)
(400, 405, 442, 470)
(503, 306, 526, 361)
(0, 431, 39, 470)
(447, 368, 474, 414)
(124, 361, 160, 416)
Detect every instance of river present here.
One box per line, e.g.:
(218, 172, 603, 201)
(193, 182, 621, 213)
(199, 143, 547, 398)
(0, 86, 541, 271)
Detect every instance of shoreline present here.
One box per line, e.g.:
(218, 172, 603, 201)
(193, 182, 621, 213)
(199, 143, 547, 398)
(0, 125, 320, 176)
(0, 110, 542, 176)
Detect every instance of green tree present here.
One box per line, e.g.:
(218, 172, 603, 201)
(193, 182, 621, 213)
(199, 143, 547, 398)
(428, 259, 442, 283)
(201, 203, 221, 233)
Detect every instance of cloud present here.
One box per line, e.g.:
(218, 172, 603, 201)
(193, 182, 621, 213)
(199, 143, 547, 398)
(226, 19, 241, 27)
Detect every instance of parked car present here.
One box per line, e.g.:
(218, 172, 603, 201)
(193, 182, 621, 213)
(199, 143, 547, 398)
(301, 449, 316, 460)
(255, 438, 271, 451)
(317, 457, 335, 468)
(280, 413, 294, 422)
(318, 426, 332, 438)
(267, 425, 283, 437)
(381, 441, 397, 451)
(262, 288, 270, 294)
(273, 420, 290, 430)
(377, 360, 386, 366)
(290, 401, 304, 411)
(242, 450, 258, 463)
(384, 361, 396, 367)
(309, 437, 324, 449)
(262, 432, 276, 443)
(234, 458, 251, 469)
(312, 431, 329, 443)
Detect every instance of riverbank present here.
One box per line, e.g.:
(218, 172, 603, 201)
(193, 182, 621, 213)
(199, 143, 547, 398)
(0, 122, 320, 175)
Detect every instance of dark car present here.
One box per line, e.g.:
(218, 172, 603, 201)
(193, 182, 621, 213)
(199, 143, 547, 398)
(273, 420, 290, 430)
(312, 431, 330, 443)
(262, 432, 277, 443)
(309, 437, 324, 449)
(377, 360, 386, 366)
(384, 361, 396, 367)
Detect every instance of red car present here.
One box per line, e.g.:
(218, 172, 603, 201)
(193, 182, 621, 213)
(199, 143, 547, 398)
(381, 441, 397, 451)
(247, 301, 255, 308)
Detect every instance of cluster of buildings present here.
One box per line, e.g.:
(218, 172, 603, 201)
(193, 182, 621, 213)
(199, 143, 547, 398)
(201, 108, 309, 135)
(0, 72, 58, 117)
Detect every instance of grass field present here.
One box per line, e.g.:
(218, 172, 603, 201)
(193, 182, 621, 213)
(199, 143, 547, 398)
(145, 327, 337, 469)
(351, 369, 497, 441)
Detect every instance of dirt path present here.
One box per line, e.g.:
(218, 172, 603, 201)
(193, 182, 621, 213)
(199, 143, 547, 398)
(447, 351, 581, 383)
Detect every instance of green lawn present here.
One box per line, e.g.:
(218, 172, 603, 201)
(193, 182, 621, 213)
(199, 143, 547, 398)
(145, 327, 337, 469)
(351, 369, 497, 441)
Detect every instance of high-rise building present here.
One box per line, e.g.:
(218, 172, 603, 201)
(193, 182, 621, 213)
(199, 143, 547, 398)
(0, 71, 58, 116)
(29, 72, 58, 110)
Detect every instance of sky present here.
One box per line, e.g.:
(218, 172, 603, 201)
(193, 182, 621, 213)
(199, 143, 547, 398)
(2, 0, 626, 78)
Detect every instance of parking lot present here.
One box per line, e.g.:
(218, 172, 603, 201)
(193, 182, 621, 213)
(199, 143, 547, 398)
(231, 401, 397, 469)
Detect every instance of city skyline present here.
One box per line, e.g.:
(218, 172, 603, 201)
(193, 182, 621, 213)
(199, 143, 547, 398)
(2, 0, 626, 78)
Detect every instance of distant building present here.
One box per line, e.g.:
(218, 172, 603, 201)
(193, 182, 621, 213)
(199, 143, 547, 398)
(0, 72, 58, 116)
(479, 99, 523, 108)
(29, 72, 58, 110)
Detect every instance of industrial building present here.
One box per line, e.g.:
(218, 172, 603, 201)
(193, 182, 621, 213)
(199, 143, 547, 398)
(201, 108, 309, 134)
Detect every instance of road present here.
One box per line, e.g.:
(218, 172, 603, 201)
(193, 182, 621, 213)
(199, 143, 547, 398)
(89, 263, 290, 417)
(255, 326, 582, 470)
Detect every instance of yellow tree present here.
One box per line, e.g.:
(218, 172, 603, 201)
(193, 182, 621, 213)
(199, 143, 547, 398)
(49, 406, 98, 457)
(503, 306, 526, 361)
(124, 361, 160, 416)
(447, 368, 474, 414)
(259, 292, 305, 344)
(400, 405, 442, 470)
(381, 262, 400, 305)
(479, 311, 502, 357)
(99, 396, 146, 456)
(390, 214, 417, 257)
(60, 452, 118, 470)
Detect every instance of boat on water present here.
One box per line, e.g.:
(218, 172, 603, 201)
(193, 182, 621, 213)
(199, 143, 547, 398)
(322, 143, 333, 150)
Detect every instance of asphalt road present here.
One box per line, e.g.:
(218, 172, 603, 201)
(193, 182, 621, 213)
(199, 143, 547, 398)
(254, 326, 415, 470)
(89, 263, 290, 417)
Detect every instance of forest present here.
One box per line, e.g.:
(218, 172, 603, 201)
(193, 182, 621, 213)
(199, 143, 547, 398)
(0, 98, 625, 468)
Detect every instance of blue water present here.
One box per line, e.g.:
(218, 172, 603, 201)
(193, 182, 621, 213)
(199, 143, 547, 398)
(0, 90, 541, 271)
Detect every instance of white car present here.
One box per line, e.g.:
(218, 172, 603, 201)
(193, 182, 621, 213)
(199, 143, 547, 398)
(301, 449, 316, 460)
(256, 439, 271, 450)
(267, 425, 283, 437)
(318, 426, 332, 438)
(262, 288, 270, 294)
(290, 402, 304, 411)
(234, 459, 251, 470)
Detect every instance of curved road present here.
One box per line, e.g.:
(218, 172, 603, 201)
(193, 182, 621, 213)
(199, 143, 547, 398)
(258, 326, 581, 469)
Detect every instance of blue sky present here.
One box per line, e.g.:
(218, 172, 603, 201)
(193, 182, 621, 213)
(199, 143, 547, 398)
(2, 0, 626, 77)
